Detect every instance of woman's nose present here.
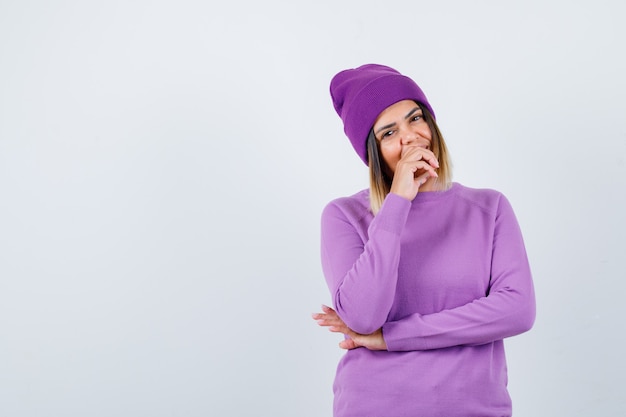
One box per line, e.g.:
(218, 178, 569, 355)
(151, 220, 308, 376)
(400, 129, 417, 144)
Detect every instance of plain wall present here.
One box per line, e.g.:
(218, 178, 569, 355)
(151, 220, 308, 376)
(1, 0, 625, 415)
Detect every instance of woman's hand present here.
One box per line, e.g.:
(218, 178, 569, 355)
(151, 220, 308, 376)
(312, 305, 388, 351)
(390, 145, 439, 201)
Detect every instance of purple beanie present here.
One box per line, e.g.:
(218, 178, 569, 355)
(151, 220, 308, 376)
(330, 64, 435, 165)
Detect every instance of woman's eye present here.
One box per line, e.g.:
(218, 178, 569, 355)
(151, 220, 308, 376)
(380, 130, 394, 140)
(411, 115, 422, 122)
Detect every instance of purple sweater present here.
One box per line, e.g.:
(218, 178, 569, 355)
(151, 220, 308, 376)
(320, 183, 535, 417)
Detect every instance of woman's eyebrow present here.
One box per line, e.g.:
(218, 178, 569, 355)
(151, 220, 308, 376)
(375, 107, 422, 135)
(404, 107, 421, 119)
(375, 122, 396, 135)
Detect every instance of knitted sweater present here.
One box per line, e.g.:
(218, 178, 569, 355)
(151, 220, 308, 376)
(320, 183, 535, 417)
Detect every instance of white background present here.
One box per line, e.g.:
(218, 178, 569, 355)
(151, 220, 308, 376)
(1, 1, 625, 416)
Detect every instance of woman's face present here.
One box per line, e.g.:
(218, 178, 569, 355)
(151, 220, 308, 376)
(372, 99, 432, 175)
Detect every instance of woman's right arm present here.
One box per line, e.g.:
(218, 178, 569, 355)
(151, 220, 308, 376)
(320, 193, 411, 334)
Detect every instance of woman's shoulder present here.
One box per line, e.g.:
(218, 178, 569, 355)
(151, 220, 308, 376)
(322, 189, 371, 220)
(452, 182, 510, 213)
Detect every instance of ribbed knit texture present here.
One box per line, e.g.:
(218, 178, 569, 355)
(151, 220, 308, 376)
(320, 183, 535, 417)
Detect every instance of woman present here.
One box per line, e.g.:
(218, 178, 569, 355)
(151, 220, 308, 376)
(312, 64, 536, 417)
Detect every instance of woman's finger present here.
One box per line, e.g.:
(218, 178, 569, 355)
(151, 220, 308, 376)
(421, 152, 440, 168)
(412, 161, 438, 178)
(339, 339, 358, 350)
(414, 170, 432, 186)
(321, 304, 334, 313)
(402, 146, 439, 168)
(396, 160, 438, 179)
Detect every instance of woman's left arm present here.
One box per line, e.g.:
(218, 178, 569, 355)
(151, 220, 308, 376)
(382, 195, 536, 351)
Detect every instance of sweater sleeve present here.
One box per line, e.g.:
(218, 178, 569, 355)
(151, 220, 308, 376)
(321, 193, 411, 334)
(382, 194, 536, 351)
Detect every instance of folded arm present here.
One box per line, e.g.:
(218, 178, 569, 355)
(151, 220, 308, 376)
(318, 194, 536, 351)
(382, 195, 535, 351)
(321, 193, 411, 334)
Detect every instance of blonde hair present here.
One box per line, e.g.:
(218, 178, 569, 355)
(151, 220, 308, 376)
(368, 104, 452, 214)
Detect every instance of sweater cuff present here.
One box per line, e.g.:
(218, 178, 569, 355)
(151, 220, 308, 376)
(382, 318, 428, 351)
